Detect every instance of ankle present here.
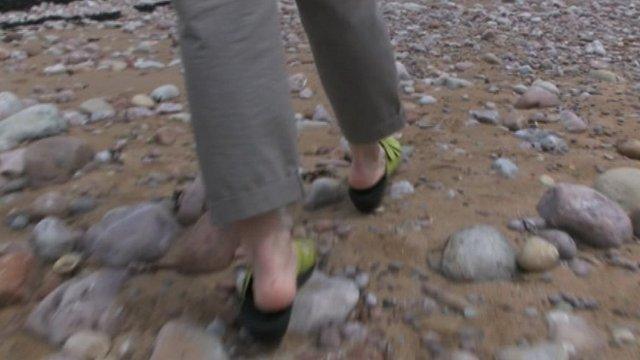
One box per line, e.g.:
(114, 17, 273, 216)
(350, 143, 382, 166)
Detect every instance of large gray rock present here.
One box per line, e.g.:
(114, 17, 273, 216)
(26, 270, 128, 345)
(0, 104, 68, 151)
(537, 183, 633, 248)
(546, 311, 607, 357)
(150, 321, 228, 360)
(24, 136, 94, 187)
(441, 225, 517, 281)
(0, 92, 24, 120)
(31, 217, 82, 262)
(594, 167, 640, 213)
(289, 272, 359, 335)
(84, 203, 180, 267)
(496, 342, 569, 360)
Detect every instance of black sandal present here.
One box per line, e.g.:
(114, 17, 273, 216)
(237, 239, 317, 345)
(348, 137, 402, 213)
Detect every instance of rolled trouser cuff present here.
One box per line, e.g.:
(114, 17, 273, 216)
(208, 172, 303, 225)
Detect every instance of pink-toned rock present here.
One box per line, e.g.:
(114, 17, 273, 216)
(176, 174, 207, 225)
(537, 183, 633, 248)
(560, 110, 587, 133)
(0, 250, 37, 306)
(24, 136, 94, 187)
(515, 87, 560, 109)
(163, 213, 231, 274)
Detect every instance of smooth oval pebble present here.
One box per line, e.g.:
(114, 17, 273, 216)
(617, 139, 640, 160)
(517, 236, 559, 272)
(131, 94, 155, 108)
(53, 253, 82, 275)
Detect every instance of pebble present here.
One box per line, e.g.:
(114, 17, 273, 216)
(589, 69, 618, 82)
(30, 191, 70, 219)
(560, 110, 587, 133)
(31, 217, 82, 262)
(593, 167, 640, 212)
(341, 321, 368, 343)
(63, 330, 111, 360)
(69, 196, 97, 216)
(290, 272, 359, 334)
(515, 87, 560, 109)
(84, 202, 180, 267)
(536, 230, 577, 260)
(0, 92, 24, 121)
(52, 253, 82, 275)
(531, 79, 560, 95)
(150, 321, 228, 360)
(491, 158, 518, 179)
(288, 73, 307, 92)
(481, 52, 502, 65)
(418, 95, 437, 105)
(0, 250, 36, 306)
(390, 180, 415, 200)
(156, 103, 183, 114)
(539, 174, 556, 187)
(395, 61, 411, 80)
(27, 269, 128, 345)
(616, 139, 640, 160)
(517, 236, 559, 272)
(312, 104, 331, 122)
(299, 87, 314, 99)
(79, 98, 115, 122)
(612, 327, 636, 346)
(0, 104, 68, 152)
(470, 109, 500, 125)
(24, 136, 94, 187)
(441, 225, 516, 281)
(501, 112, 525, 131)
(150, 84, 180, 102)
(568, 258, 591, 278)
(8, 214, 29, 230)
(354, 272, 370, 289)
(43, 63, 68, 76)
(546, 310, 607, 356)
(131, 94, 155, 108)
(304, 177, 346, 211)
(537, 183, 632, 248)
(134, 59, 164, 70)
(496, 342, 569, 360)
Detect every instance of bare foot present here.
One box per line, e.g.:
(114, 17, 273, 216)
(231, 209, 297, 312)
(348, 143, 386, 190)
